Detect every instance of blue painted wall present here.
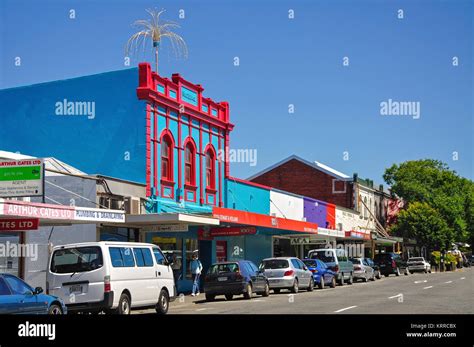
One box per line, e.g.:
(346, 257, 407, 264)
(225, 179, 271, 215)
(0, 68, 146, 183)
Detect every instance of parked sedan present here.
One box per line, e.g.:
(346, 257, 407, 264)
(350, 258, 375, 282)
(0, 273, 67, 314)
(302, 259, 336, 289)
(204, 260, 270, 301)
(260, 257, 314, 293)
(407, 257, 431, 273)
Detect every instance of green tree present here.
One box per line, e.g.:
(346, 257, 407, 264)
(384, 160, 472, 245)
(391, 202, 453, 251)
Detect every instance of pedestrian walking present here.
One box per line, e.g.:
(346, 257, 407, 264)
(190, 252, 203, 296)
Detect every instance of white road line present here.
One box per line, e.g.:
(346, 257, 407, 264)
(414, 280, 427, 284)
(445, 281, 453, 284)
(388, 293, 403, 299)
(196, 308, 213, 311)
(423, 286, 433, 289)
(252, 299, 266, 302)
(334, 305, 357, 313)
(460, 277, 466, 280)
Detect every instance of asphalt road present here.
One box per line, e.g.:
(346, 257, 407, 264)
(148, 267, 474, 314)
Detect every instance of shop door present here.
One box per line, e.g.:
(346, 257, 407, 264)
(216, 241, 227, 263)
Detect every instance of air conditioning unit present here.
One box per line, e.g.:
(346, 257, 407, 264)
(124, 196, 141, 214)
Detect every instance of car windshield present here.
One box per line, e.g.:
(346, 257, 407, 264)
(209, 263, 239, 274)
(51, 246, 103, 273)
(349, 258, 361, 264)
(302, 260, 317, 267)
(409, 258, 424, 262)
(309, 250, 335, 263)
(261, 259, 289, 269)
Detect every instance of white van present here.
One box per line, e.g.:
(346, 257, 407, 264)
(46, 241, 176, 314)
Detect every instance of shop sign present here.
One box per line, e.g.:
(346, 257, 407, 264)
(0, 218, 39, 231)
(0, 159, 44, 198)
(290, 238, 310, 245)
(345, 230, 371, 240)
(75, 207, 125, 223)
(1, 201, 75, 220)
(198, 226, 257, 239)
(143, 224, 189, 232)
(152, 237, 177, 244)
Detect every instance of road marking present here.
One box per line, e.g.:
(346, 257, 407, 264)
(388, 293, 403, 299)
(460, 277, 465, 280)
(334, 305, 357, 313)
(252, 299, 266, 302)
(414, 280, 427, 284)
(196, 308, 213, 311)
(445, 281, 453, 284)
(423, 286, 433, 289)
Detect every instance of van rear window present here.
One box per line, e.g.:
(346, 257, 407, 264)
(51, 247, 103, 274)
(309, 250, 335, 263)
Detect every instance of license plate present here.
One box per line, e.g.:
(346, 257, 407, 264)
(69, 285, 83, 294)
(217, 277, 228, 282)
(380, 264, 386, 267)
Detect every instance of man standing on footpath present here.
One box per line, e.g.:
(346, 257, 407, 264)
(190, 252, 203, 296)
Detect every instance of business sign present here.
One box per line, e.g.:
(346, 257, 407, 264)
(290, 237, 310, 245)
(0, 218, 39, 231)
(1, 201, 75, 220)
(143, 223, 189, 232)
(212, 207, 318, 234)
(0, 159, 44, 198)
(74, 207, 125, 223)
(345, 230, 371, 240)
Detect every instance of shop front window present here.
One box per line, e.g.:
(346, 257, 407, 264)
(0, 233, 20, 276)
(185, 239, 199, 279)
(152, 237, 183, 280)
(100, 226, 138, 242)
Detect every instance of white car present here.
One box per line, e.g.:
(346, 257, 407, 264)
(46, 241, 176, 314)
(407, 257, 431, 273)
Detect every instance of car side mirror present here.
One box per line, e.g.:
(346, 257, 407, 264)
(34, 287, 43, 295)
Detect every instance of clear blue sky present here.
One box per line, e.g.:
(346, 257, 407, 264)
(1, 0, 472, 184)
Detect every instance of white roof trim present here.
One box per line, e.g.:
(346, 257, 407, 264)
(247, 155, 351, 181)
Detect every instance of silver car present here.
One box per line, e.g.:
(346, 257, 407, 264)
(407, 257, 431, 273)
(350, 258, 375, 282)
(260, 257, 314, 293)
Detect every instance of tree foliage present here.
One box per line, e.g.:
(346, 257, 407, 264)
(383, 159, 473, 249)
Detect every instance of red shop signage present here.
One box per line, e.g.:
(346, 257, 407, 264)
(0, 218, 39, 231)
(198, 226, 257, 239)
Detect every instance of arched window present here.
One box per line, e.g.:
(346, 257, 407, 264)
(184, 141, 196, 186)
(205, 148, 216, 190)
(161, 134, 173, 181)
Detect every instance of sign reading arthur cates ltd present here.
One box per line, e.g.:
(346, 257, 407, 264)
(0, 159, 44, 198)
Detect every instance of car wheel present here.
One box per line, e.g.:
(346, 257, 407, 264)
(116, 293, 131, 315)
(384, 273, 389, 277)
(307, 278, 314, 292)
(371, 272, 376, 281)
(243, 283, 253, 300)
(428, 268, 432, 274)
(405, 268, 410, 276)
(376, 271, 382, 279)
(273, 289, 281, 294)
(290, 279, 299, 293)
(261, 282, 270, 297)
(348, 273, 353, 285)
(330, 277, 336, 288)
(339, 273, 345, 286)
(363, 273, 368, 282)
(48, 304, 63, 315)
(205, 294, 215, 301)
(156, 289, 169, 315)
(395, 268, 400, 276)
(225, 294, 233, 301)
(318, 277, 325, 289)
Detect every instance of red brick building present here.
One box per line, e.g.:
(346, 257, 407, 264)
(248, 155, 356, 209)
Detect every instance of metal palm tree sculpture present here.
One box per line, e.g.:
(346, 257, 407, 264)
(126, 9, 188, 74)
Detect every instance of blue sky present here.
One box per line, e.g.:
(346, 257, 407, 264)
(1, 0, 472, 184)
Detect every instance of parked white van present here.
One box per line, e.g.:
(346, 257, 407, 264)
(46, 241, 176, 314)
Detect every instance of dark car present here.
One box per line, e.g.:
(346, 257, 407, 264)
(204, 260, 270, 301)
(366, 258, 382, 279)
(374, 253, 409, 276)
(0, 273, 67, 314)
(302, 259, 336, 289)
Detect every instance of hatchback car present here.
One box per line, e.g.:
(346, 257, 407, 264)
(374, 253, 410, 276)
(203, 260, 270, 301)
(0, 273, 67, 314)
(260, 257, 314, 293)
(407, 257, 431, 273)
(302, 259, 336, 289)
(350, 258, 375, 282)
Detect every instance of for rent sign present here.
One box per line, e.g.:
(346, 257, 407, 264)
(0, 159, 44, 198)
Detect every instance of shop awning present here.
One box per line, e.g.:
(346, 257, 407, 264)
(125, 213, 220, 227)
